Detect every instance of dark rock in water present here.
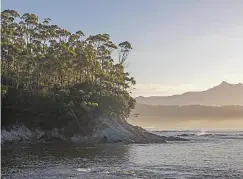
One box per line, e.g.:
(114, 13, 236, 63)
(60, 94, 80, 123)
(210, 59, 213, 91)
(38, 133, 65, 143)
(166, 136, 189, 141)
(103, 136, 108, 143)
(111, 139, 123, 143)
(99, 136, 108, 143)
(177, 134, 190, 137)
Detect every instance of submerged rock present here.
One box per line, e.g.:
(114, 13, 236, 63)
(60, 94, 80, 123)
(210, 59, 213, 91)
(166, 136, 189, 141)
(177, 134, 190, 137)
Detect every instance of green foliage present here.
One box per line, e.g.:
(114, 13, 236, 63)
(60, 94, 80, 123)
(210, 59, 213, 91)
(1, 85, 8, 96)
(1, 9, 136, 131)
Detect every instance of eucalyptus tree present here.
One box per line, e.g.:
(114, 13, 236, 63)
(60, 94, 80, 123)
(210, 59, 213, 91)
(118, 41, 132, 64)
(1, 9, 137, 127)
(1, 10, 20, 77)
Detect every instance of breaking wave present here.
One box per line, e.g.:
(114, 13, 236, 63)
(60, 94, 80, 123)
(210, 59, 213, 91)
(168, 131, 243, 139)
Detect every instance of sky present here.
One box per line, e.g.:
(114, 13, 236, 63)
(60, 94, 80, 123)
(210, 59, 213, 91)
(2, 0, 243, 96)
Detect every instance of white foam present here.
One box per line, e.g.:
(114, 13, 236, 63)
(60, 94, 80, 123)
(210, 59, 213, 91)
(76, 168, 91, 172)
(196, 130, 214, 136)
(196, 130, 206, 136)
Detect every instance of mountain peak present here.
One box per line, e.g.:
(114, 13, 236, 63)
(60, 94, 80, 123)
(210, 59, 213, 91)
(208, 81, 231, 91)
(220, 81, 230, 85)
(216, 81, 243, 88)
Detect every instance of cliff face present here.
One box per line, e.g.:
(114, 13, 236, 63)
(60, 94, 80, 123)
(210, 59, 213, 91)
(1, 125, 65, 145)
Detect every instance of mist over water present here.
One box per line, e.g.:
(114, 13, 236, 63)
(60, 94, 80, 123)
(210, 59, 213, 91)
(128, 117, 243, 130)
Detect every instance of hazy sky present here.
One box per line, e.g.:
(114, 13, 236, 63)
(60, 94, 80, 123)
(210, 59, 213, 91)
(2, 0, 243, 96)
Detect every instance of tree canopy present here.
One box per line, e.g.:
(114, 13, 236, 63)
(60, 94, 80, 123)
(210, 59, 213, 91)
(1, 9, 136, 131)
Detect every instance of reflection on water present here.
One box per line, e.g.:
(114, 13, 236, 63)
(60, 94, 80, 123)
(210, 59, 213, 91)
(2, 143, 130, 168)
(2, 131, 243, 179)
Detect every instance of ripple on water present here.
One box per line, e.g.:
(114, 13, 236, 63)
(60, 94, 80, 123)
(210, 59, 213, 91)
(2, 131, 243, 179)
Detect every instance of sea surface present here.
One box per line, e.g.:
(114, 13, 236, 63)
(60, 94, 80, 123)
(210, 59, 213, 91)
(2, 130, 243, 179)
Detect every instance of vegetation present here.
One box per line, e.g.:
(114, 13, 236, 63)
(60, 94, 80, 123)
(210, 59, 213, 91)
(1, 10, 136, 134)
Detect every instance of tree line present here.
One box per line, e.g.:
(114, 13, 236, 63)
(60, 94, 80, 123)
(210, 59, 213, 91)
(1, 9, 136, 132)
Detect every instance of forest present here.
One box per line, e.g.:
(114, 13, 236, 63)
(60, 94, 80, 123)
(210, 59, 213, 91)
(1, 10, 136, 135)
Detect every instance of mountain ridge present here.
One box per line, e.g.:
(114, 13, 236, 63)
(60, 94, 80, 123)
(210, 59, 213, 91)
(135, 82, 243, 106)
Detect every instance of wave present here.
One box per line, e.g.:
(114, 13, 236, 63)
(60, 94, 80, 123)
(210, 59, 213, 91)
(196, 130, 214, 136)
(176, 132, 243, 138)
(76, 168, 92, 172)
(155, 130, 243, 140)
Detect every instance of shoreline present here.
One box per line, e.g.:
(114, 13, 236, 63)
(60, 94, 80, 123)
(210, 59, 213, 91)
(1, 121, 189, 147)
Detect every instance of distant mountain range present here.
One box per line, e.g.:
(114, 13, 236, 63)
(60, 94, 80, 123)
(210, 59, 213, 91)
(128, 104, 243, 129)
(136, 81, 243, 106)
(133, 104, 243, 118)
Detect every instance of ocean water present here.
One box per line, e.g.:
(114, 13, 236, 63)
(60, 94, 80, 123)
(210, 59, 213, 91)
(2, 130, 243, 179)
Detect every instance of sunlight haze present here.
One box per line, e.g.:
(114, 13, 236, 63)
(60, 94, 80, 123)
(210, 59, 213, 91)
(2, 0, 243, 96)
(2, 1, 243, 178)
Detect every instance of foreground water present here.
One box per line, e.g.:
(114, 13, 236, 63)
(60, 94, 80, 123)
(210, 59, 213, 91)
(2, 130, 243, 179)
